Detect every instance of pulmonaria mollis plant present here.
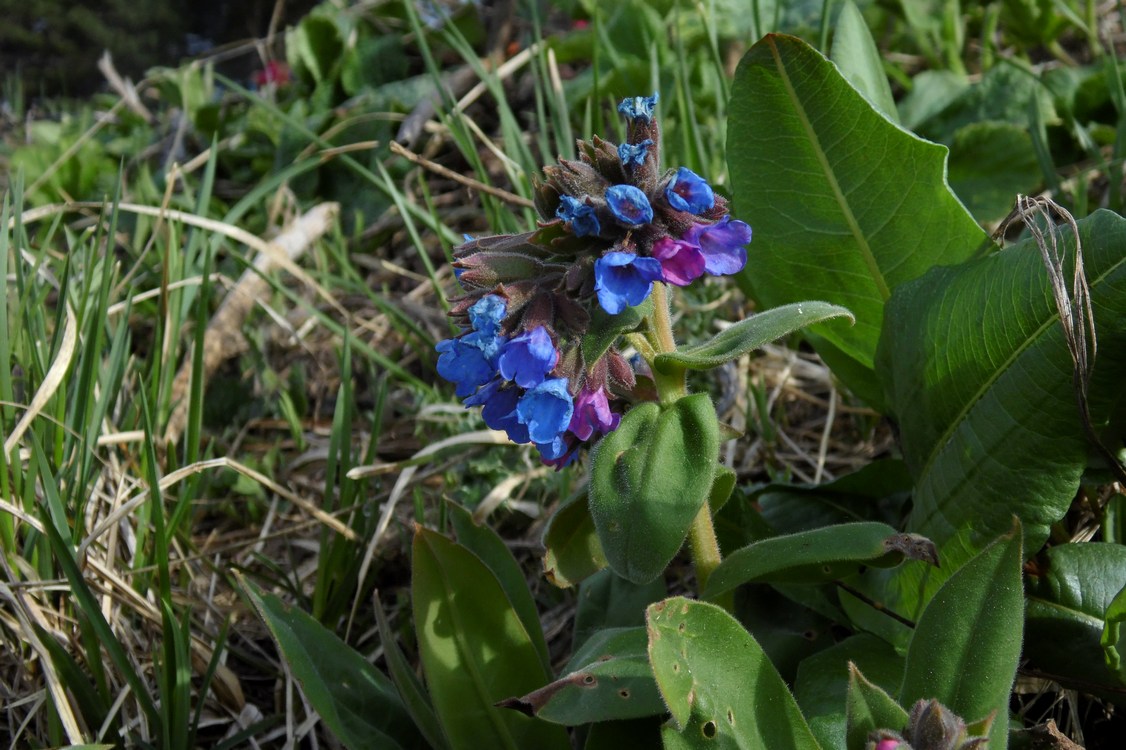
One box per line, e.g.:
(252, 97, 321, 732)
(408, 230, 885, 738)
(436, 93, 751, 465)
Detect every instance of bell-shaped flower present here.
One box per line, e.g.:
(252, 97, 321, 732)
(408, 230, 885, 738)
(556, 195, 601, 237)
(684, 215, 752, 275)
(665, 167, 715, 214)
(516, 378, 574, 445)
(465, 379, 529, 444)
(498, 326, 557, 388)
(435, 331, 503, 398)
(651, 236, 706, 286)
(468, 294, 506, 336)
(594, 251, 664, 315)
(618, 93, 659, 122)
(618, 139, 653, 168)
(605, 185, 654, 226)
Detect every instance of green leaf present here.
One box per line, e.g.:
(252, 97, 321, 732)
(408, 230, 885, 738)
(447, 501, 550, 672)
(708, 465, 738, 514)
(795, 634, 905, 750)
(728, 34, 989, 398)
(653, 302, 853, 373)
(582, 297, 652, 366)
(899, 523, 1024, 746)
(241, 582, 426, 750)
(946, 121, 1042, 222)
(877, 210, 1126, 552)
(1022, 543, 1126, 698)
(589, 395, 719, 584)
(287, 13, 343, 85)
(499, 628, 664, 724)
(1103, 582, 1126, 683)
(411, 527, 570, 750)
(542, 490, 607, 588)
(846, 665, 910, 750)
(648, 597, 821, 749)
(374, 593, 450, 750)
(831, 1, 898, 122)
(704, 523, 938, 599)
(573, 568, 667, 650)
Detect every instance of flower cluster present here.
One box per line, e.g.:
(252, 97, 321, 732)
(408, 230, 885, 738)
(437, 93, 752, 465)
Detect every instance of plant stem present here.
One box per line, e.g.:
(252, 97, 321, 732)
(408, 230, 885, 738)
(647, 283, 687, 403)
(687, 500, 723, 593)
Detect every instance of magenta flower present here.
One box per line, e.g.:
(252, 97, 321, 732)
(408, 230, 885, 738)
(568, 385, 621, 441)
(652, 236, 707, 286)
(684, 216, 752, 275)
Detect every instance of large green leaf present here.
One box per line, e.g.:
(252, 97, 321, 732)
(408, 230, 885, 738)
(1026, 543, 1126, 700)
(704, 522, 937, 599)
(242, 582, 426, 750)
(653, 302, 853, 373)
(648, 597, 821, 749)
(411, 527, 570, 750)
(899, 524, 1024, 747)
(499, 627, 664, 724)
(727, 34, 989, 401)
(589, 395, 719, 584)
(877, 210, 1126, 552)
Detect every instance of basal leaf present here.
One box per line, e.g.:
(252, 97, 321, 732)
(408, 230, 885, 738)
(589, 395, 719, 584)
(447, 501, 550, 672)
(899, 523, 1024, 747)
(412, 527, 570, 750)
(499, 627, 664, 725)
(648, 597, 821, 749)
(728, 34, 989, 403)
(877, 210, 1126, 552)
(653, 302, 853, 373)
(242, 582, 426, 750)
(1025, 543, 1126, 699)
(704, 522, 937, 599)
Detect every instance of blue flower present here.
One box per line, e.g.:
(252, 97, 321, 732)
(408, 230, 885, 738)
(594, 251, 664, 315)
(684, 216, 753, 276)
(617, 93, 659, 122)
(468, 294, 506, 337)
(466, 379, 529, 443)
(435, 331, 503, 398)
(665, 167, 715, 214)
(498, 326, 557, 388)
(556, 195, 601, 237)
(618, 139, 653, 168)
(605, 185, 654, 226)
(517, 378, 574, 445)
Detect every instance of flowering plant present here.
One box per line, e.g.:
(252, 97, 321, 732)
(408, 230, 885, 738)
(436, 93, 849, 586)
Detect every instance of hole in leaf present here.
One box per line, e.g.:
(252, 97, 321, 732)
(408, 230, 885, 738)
(618, 688, 630, 699)
(802, 629, 817, 641)
(582, 674, 596, 685)
(702, 720, 717, 739)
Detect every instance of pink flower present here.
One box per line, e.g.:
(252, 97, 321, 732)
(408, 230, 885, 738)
(568, 385, 621, 441)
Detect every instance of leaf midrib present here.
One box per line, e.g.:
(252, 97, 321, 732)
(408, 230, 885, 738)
(768, 36, 891, 302)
